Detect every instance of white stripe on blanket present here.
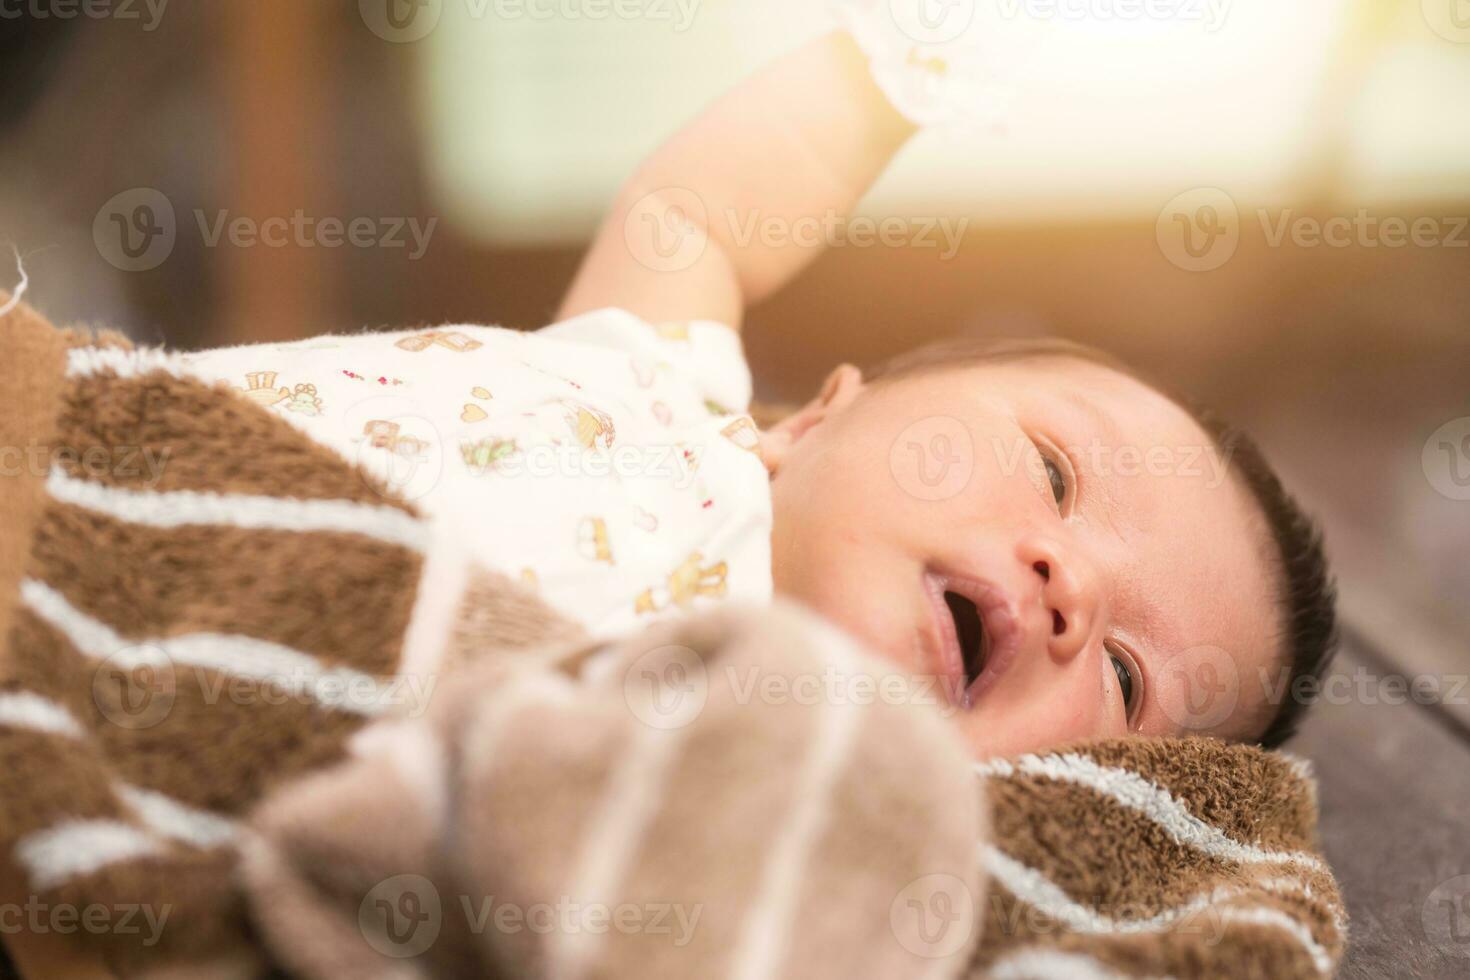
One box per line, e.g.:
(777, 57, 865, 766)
(350, 720, 452, 832)
(1214, 906, 1335, 975)
(976, 753, 1327, 873)
(552, 715, 689, 980)
(16, 819, 167, 890)
(46, 467, 428, 554)
(20, 578, 399, 717)
(982, 847, 1333, 975)
(398, 531, 471, 681)
(0, 696, 238, 881)
(1255, 875, 1349, 936)
(0, 692, 84, 737)
(988, 948, 1175, 980)
(65, 345, 192, 380)
(730, 624, 868, 980)
(117, 784, 239, 849)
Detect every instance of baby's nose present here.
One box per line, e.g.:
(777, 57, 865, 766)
(1022, 541, 1101, 662)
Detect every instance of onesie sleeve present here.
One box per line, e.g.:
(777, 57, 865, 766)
(828, 0, 1015, 130)
(538, 307, 754, 415)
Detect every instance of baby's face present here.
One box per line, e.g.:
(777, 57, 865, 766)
(766, 357, 1282, 759)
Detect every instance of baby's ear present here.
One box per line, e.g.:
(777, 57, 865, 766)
(759, 364, 863, 474)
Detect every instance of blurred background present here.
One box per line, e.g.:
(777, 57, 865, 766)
(0, 2, 1467, 971)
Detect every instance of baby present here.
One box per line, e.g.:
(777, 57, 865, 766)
(183, 30, 1335, 760)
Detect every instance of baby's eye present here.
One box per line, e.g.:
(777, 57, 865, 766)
(1108, 646, 1135, 711)
(1042, 453, 1067, 508)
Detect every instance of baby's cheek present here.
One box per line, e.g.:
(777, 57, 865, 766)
(952, 682, 1111, 760)
(1145, 644, 1264, 740)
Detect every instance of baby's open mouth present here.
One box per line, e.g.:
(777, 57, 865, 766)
(923, 570, 1023, 710)
(943, 590, 988, 688)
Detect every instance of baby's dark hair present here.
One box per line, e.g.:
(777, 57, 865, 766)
(870, 336, 1338, 748)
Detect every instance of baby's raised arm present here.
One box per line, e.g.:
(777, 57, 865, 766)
(558, 32, 915, 332)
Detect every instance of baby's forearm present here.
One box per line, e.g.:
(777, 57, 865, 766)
(559, 32, 916, 329)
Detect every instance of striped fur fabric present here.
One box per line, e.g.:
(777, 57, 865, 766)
(974, 741, 1346, 979)
(0, 297, 438, 974)
(0, 297, 1346, 978)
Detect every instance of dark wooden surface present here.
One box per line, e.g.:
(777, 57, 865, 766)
(1295, 635, 1470, 978)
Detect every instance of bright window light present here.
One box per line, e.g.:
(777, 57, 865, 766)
(418, 0, 1470, 243)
